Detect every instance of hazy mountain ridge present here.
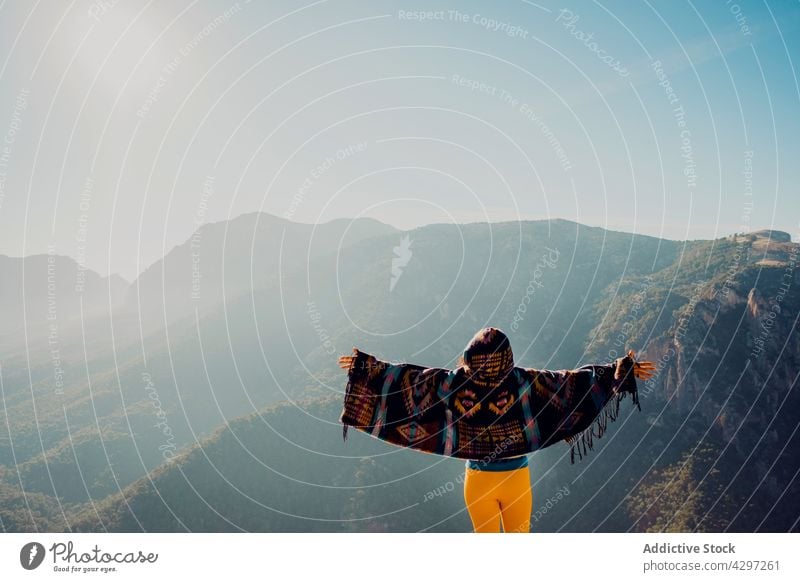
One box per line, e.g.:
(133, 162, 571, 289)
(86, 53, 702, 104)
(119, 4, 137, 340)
(1, 214, 402, 512)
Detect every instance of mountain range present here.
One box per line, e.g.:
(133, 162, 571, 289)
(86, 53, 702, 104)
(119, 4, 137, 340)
(0, 215, 797, 532)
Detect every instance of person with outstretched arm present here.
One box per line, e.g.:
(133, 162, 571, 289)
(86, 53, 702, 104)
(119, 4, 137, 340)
(338, 327, 655, 533)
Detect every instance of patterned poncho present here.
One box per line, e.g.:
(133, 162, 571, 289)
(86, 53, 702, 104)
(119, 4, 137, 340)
(339, 330, 640, 463)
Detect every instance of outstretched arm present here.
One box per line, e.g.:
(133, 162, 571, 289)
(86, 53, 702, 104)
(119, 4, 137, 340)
(337, 353, 357, 370)
(338, 348, 456, 449)
(518, 350, 653, 462)
(629, 350, 656, 381)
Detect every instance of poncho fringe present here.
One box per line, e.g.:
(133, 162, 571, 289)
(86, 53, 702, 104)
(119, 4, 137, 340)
(565, 382, 641, 463)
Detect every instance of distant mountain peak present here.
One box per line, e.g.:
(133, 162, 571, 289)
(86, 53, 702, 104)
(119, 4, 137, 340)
(750, 229, 792, 242)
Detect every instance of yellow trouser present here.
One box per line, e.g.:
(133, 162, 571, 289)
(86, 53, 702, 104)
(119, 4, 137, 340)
(463, 465, 532, 533)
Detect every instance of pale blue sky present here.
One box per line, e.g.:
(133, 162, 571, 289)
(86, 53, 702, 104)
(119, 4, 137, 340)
(0, 0, 798, 280)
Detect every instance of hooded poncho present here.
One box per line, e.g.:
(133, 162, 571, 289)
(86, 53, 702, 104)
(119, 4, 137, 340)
(339, 327, 640, 463)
